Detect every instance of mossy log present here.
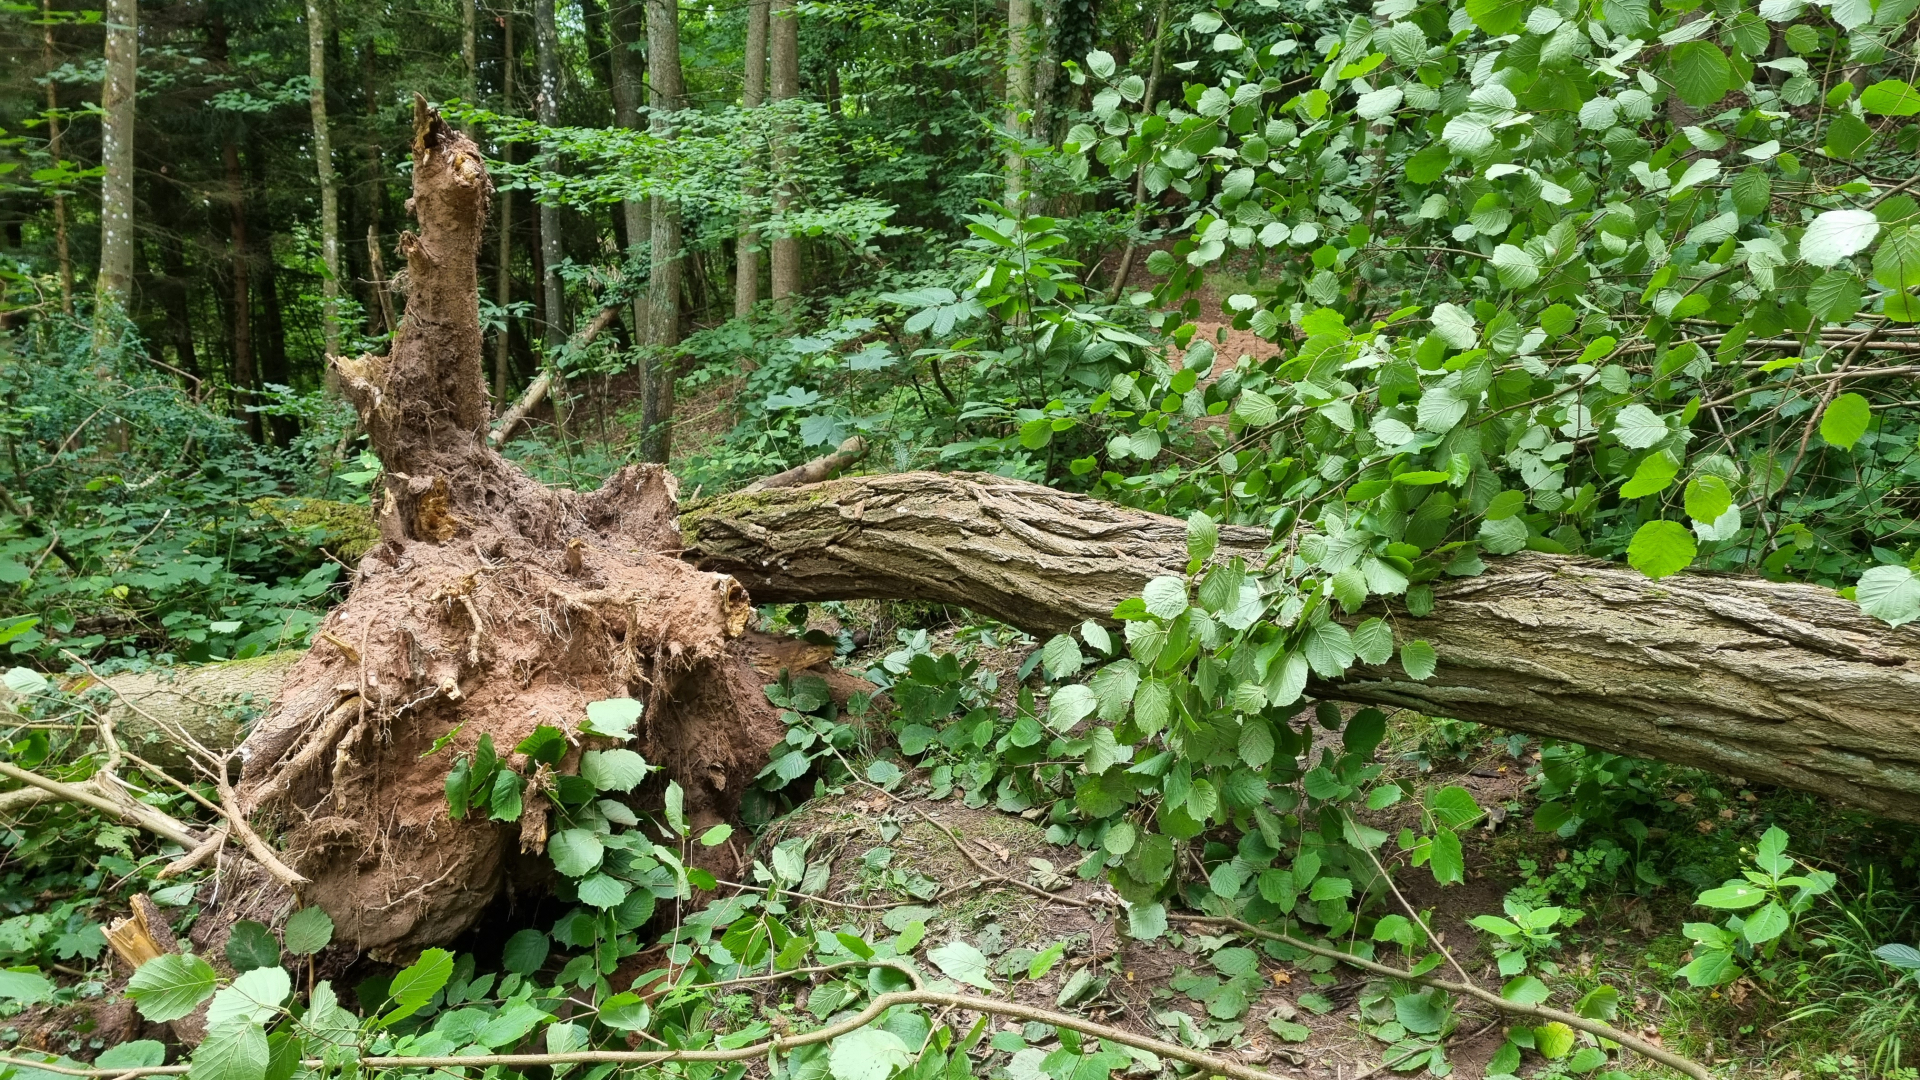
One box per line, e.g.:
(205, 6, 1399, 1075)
(683, 472, 1920, 824)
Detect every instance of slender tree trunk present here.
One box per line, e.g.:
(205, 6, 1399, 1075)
(462, 0, 477, 110)
(681, 472, 1920, 824)
(1004, 0, 1032, 206)
(94, 0, 138, 335)
(734, 0, 768, 320)
(768, 0, 799, 308)
(42, 0, 73, 317)
(642, 0, 684, 462)
(534, 0, 567, 354)
(224, 138, 261, 442)
(155, 206, 199, 379)
(1105, 0, 1168, 304)
(493, 5, 517, 404)
(307, 0, 343, 371)
(608, 0, 652, 415)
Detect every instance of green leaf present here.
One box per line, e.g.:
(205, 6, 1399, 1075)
(282, 908, 334, 957)
(550, 829, 606, 877)
(1465, 0, 1527, 34)
(1187, 511, 1219, 562)
(1683, 475, 1733, 523)
(1801, 209, 1881, 267)
(1047, 684, 1097, 731)
(488, 768, 524, 822)
(1807, 270, 1864, 322)
(207, 967, 290, 1029)
(1400, 640, 1437, 680)
(581, 748, 651, 792)
(1857, 565, 1920, 627)
(1862, 79, 1920, 116)
(384, 948, 454, 1022)
(126, 953, 219, 1022)
(1619, 452, 1679, 498)
(1742, 901, 1791, 945)
(1352, 618, 1393, 665)
(0, 969, 54, 1005)
(582, 697, 643, 738)
(1873, 227, 1920, 290)
(96, 1042, 167, 1070)
(502, 929, 549, 975)
(1428, 786, 1481, 829)
(191, 1020, 270, 1080)
(577, 873, 630, 908)
(1820, 392, 1872, 449)
(1675, 946, 1739, 987)
(224, 922, 280, 973)
(1429, 826, 1464, 885)
(929, 940, 997, 991)
(1502, 975, 1550, 1005)
(1697, 882, 1767, 909)
(1238, 720, 1275, 768)
(1627, 521, 1696, 580)
(1533, 1021, 1577, 1059)
(828, 1028, 912, 1080)
(1611, 404, 1669, 449)
(1669, 41, 1732, 108)
(1303, 620, 1355, 678)
(1142, 576, 1189, 618)
(1491, 244, 1540, 290)
(1041, 634, 1085, 678)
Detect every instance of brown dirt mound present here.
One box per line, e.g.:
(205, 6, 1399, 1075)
(229, 100, 785, 958)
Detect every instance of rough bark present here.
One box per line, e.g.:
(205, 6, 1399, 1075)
(682, 472, 1920, 824)
(493, 6, 517, 404)
(1004, 0, 1032, 206)
(642, 0, 685, 462)
(223, 136, 261, 443)
(608, 0, 651, 400)
(94, 0, 136, 331)
(240, 101, 783, 956)
(768, 0, 799, 307)
(534, 0, 568, 352)
(735, 0, 769, 319)
(308, 0, 342, 367)
(42, 0, 73, 317)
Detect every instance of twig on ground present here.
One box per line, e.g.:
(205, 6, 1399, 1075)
(0, 988, 1294, 1080)
(0, 761, 200, 849)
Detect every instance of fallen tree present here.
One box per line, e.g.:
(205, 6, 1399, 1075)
(35, 103, 1915, 964)
(682, 472, 1920, 824)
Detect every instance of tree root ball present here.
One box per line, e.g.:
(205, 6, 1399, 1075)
(230, 101, 785, 956)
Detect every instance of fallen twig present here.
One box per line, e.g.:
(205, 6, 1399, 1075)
(0, 761, 200, 849)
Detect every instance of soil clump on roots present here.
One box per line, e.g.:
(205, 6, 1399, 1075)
(233, 98, 783, 957)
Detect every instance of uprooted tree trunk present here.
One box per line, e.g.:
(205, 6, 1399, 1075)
(234, 99, 785, 957)
(680, 472, 1920, 824)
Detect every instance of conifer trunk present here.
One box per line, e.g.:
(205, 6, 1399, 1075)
(95, 0, 137, 332)
(534, 0, 568, 356)
(734, 0, 768, 319)
(768, 0, 799, 307)
(308, 0, 343, 369)
(642, 0, 684, 461)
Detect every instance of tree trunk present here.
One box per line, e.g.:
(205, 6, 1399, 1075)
(534, 0, 568, 355)
(95, 0, 137, 333)
(223, 137, 261, 443)
(239, 100, 782, 956)
(642, 0, 684, 462)
(493, 5, 517, 404)
(42, 0, 73, 317)
(608, 0, 651, 417)
(768, 0, 798, 307)
(1004, 0, 1031, 206)
(681, 472, 1920, 824)
(308, 0, 343, 369)
(734, 0, 768, 320)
